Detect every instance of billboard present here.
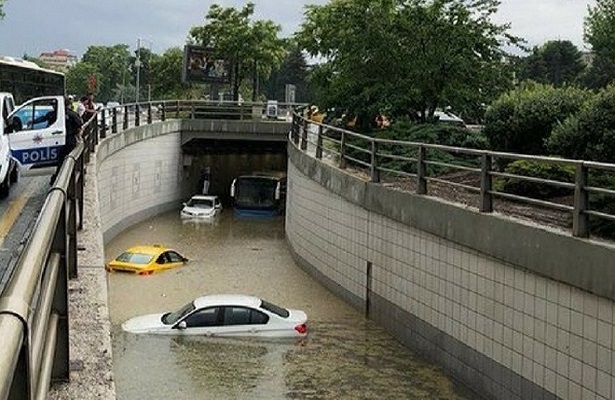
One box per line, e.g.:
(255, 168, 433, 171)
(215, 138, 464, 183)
(182, 45, 231, 84)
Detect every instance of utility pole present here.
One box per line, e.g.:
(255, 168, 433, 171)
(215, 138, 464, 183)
(135, 38, 141, 103)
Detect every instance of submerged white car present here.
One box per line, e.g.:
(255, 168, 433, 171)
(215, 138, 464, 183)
(122, 294, 308, 338)
(180, 195, 222, 219)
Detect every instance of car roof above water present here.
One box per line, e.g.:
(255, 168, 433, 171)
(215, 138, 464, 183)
(193, 294, 261, 309)
(190, 195, 218, 201)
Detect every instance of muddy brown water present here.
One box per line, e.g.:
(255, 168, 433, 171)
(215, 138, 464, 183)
(106, 210, 473, 400)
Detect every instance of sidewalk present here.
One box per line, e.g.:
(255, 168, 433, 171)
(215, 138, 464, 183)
(48, 154, 116, 399)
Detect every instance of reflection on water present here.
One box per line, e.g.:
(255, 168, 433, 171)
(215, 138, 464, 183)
(107, 211, 472, 400)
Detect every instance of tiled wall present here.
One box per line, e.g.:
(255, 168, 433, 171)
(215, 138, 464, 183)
(97, 128, 186, 241)
(286, 162, 615, 400)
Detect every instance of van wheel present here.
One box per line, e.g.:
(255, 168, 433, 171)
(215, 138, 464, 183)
(9, 163, 18, 184)
(0, 176, 10, 199)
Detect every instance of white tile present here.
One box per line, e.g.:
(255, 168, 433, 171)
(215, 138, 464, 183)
(597, 297, 613, 324)
(570, 357, 583, 385)
(597, 321, 613, 350)
(583, 363, 597, 392)
(596, 370, 611, 399)
(556, 372, 569, 399)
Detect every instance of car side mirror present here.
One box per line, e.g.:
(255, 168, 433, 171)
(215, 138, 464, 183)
(182, 257, 189, 262)
(182, 202, 187, 207)
(176, 321, 187, 330)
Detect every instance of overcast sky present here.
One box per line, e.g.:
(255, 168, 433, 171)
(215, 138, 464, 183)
(0, 0, 596, 59)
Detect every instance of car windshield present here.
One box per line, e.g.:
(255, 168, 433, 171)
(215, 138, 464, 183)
(115, 252, 154, 265)
(162, 301, 196, 325)
(187, 198, 214, 209)
(260, 299, 290, 318)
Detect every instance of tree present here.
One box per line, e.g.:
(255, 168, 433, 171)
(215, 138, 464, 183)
(517, 40, 585, 87)
(578, 54, 615, 89)
(149, 47, 190, 100)
(583, 0, 615, 88)
(0, 0, 5, 20)
(585, 0, 615, 62)
(189, 2, 286, 101)
(296, 0, 520, 129)
(261, 46, 311, 102)
(81, 45, 132, 102)
(66, 62, 101, 99)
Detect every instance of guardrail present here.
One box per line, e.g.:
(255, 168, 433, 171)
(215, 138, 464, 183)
(291, 113, 615, 239)
(0, 114, 95, 400)
(97, 100, 303, 139)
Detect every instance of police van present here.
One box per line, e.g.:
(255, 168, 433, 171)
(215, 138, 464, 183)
(0, 92, 19, 198)
(5, 95, 68, 170)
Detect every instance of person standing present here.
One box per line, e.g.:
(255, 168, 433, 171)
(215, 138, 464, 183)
(76, 95, 88, 118)
(50, 97, 83, 185)
(81, 92, 97, 123)
(201, 167, 211, 195)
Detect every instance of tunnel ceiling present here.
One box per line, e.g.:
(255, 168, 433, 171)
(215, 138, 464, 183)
(182, 139, 287, 156)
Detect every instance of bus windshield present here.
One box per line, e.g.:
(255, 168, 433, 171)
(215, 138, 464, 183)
(235, 177, 278, 209)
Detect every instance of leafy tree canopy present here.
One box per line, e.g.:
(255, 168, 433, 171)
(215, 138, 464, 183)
(585, 0, 615, 62)
(189, 2, 287, 100)
(517, 40, 585, 87)
(79, 45, 132, 102)
(66, 62, 101, 100)
(261, 45, 311, 102)
(296, 0, 521, 128)
(149, 47, 190, 100)
(0, 0, 5, 19)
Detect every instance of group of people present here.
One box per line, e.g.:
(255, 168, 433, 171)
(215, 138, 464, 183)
(51, 92, 97, 184)
(68, 92, 97, 122)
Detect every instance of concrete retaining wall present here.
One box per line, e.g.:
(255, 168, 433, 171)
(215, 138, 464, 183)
(286, 142, 615, 400)
(96, 121, 189, 242)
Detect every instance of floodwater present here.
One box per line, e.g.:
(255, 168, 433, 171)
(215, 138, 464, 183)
(106, 210, 472, 400)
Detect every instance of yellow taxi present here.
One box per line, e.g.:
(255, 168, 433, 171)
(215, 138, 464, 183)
(106, 245, 188, 275)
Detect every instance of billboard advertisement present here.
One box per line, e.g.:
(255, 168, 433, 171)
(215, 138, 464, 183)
(182, 45, 231, 84)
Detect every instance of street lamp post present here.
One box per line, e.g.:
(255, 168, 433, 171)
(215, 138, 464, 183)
(135, 38, 141, 104)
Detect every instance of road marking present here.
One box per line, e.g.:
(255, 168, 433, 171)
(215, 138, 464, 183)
(0, 181, 35, 247)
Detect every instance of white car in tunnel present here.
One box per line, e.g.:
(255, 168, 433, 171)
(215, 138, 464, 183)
(180, 195, 222, 219)
(121, 294, 308, 338)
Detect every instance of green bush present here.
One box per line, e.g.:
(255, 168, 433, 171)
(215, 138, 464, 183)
(494, 159, 575, 199)
(548, 85, 615, 162)
(375, 119, 488, 175)
(483, 84, 590, 156)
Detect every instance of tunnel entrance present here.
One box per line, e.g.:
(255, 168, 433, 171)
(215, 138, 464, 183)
(182, 139, 287, 205)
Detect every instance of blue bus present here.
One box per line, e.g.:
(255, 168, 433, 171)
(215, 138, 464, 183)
(230, 172, 287, 217)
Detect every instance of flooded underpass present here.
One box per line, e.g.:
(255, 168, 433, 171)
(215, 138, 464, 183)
(105, 210, 474, 400)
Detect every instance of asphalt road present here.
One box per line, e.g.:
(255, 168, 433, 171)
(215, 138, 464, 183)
(0, 167, 52, 292)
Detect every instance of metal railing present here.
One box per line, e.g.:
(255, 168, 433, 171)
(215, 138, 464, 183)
(97, 100, 303, 139)
(291, 113, 615, 239)
(0, 114, 95, 400)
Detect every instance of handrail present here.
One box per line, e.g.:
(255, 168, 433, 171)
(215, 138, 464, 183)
(292, 112, 615, 239)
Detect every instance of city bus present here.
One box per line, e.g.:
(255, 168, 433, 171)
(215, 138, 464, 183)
(230, 172, 287, 217)
(0, 56, 65, 104)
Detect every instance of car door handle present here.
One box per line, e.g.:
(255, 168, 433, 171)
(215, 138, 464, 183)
(51, 130, 63, 135)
